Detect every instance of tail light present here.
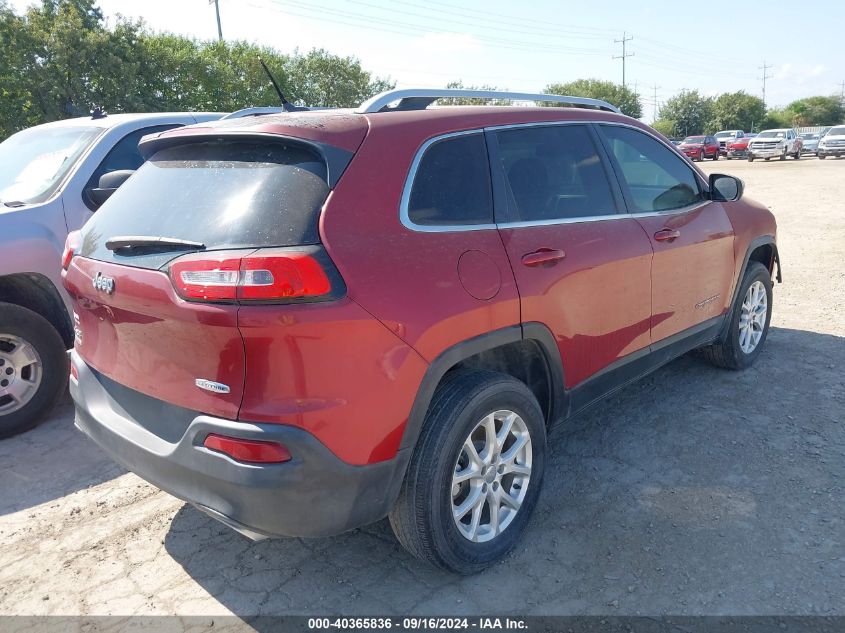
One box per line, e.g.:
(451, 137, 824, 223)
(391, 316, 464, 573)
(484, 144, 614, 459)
(203, 433, 292, 464)
(169, 248, 335, 303)
(62, 230, 82, 270)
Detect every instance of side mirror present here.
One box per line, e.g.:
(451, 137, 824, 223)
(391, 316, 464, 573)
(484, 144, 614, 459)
(86, 170, 135, 208)
(709, 173, 743, 202)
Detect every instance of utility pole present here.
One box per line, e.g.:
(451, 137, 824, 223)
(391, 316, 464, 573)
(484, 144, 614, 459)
(652, 83, 660, 123)
(613, 32, 634, 88)
(758, 60, 773, 106)
(210, 0, 223, 41)
(838, 80, 845, 110)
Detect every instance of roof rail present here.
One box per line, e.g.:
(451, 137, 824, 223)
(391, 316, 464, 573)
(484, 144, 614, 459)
(222, 107, 286, 119)
(355, 89, 621, 114)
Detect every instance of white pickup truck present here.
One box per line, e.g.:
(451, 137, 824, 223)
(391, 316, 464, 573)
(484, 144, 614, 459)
(746, 128, 802, 161)
(714, 129, 747, 155)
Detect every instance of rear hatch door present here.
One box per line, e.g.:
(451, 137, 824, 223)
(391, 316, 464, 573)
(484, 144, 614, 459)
(65, 137, 343, 418)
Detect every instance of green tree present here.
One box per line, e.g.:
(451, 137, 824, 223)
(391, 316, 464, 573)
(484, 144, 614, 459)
(436, 80, 509, 105)
(0, 2, 394, 140)
(543, 79, 642, 118)
(708, 91, 766, 133)
(651, 119, 677, 138)
(284, 48, 393, 107)
(760, 108, 792, 130)
(783, 96, 843, 126)
(658, 90, 713, 136)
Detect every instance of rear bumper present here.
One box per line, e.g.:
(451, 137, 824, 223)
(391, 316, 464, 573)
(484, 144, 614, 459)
(69, 351, 407, 538)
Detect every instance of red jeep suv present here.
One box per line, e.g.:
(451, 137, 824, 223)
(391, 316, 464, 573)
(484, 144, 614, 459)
(62, 89, 781, 574)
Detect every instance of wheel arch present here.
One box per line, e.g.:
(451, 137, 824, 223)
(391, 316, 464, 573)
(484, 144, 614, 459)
(719, 236, 780, 342)
(0, 273, 74, 348)
(399, 323, 566, 455)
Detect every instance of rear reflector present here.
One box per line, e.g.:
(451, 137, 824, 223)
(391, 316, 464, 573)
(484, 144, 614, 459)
(169, 250, 332, 302)
(62, 230, 81, 271)
(203, 433, 292, 464)
(70, 363, 78, 381)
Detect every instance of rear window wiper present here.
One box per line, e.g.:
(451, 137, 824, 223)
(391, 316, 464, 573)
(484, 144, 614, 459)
(105, 236, 206, 252)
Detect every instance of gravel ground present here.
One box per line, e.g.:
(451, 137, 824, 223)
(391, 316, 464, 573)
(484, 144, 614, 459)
(0, 157, 843, 617)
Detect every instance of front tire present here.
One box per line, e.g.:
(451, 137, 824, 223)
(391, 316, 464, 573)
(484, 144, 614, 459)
(389, 371, 546, 574)
(701, 262, 772, 370)
(819, 154, 826, 159)
(0, 303, 69, 439)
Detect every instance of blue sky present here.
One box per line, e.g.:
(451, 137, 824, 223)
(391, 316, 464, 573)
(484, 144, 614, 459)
(11, 0, 845, 113)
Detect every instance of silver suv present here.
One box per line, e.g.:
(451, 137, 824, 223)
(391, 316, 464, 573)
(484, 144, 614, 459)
(0, 111, 222, 438)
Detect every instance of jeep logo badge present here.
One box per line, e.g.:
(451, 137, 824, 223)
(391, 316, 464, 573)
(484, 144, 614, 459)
(92, 272, 115, 294)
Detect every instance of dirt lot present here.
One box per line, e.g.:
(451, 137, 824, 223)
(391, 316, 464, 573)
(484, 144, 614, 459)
(1, 157, 844, 618)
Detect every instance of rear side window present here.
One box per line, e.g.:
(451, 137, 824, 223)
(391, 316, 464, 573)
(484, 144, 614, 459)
(600, 125, 704, 213)
(407, 133, 493, 226)
(495, 124, 617, 221)
(80, 140, 329, 262)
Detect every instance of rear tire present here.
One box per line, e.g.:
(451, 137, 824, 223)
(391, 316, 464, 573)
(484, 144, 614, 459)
(0, 303, 68, 439)
(389, 371, 546, 574)
(748, 156, 754, 162)
(701, 262, 772, 370)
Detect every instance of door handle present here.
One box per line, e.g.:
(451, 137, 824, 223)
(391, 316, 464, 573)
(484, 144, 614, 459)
(654, 228, 681, 242)
(522, 248, 566, 267)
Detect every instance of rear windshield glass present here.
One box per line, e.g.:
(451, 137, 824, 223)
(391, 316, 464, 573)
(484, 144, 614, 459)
(80, 140, 329, 263)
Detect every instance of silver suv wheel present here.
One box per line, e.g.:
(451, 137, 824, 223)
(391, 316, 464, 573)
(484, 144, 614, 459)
(0, 334, 43, 415)
(738, 280, 768, 354)
(451, 409, 532, 543)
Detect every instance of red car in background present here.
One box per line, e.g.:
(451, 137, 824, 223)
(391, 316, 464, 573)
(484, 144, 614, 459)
(726, 134, 757, 159)
(678, 135, 720, 161)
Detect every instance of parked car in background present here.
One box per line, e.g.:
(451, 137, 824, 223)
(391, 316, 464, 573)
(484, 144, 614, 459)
(726, 133, 756, 159)
(678, 135, 720, 161)
(818, 126, 845, 159)
(0, 111, 222, 439)
(799, 132, 821, 155)
(63, 88, 780, 573)
(714, 130, 747, 155)
(747, 129, 802, 161)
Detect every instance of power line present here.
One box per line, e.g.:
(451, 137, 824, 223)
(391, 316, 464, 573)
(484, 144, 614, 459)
(210, 0, 223, 41)
(256, 0, 612, 56)
(613, 31, 634, 88)
(759, 60, 773, 106)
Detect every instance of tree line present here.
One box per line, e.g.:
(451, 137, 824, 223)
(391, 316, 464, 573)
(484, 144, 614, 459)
(0, 0, 394, 140)
(653, 90, 844, 138)
(2, 1, 843, 142)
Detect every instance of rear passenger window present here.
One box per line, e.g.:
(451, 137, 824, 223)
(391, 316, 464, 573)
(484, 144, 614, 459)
(601, 125, 704, 213)
(408, 133, 493, 226)
(495, 124, 617, 222)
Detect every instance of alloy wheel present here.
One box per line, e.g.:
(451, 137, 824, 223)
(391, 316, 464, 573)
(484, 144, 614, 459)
(451, 409, 532, 543)
(738, 281, 768, 354)
(0, 334, 43, 414)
